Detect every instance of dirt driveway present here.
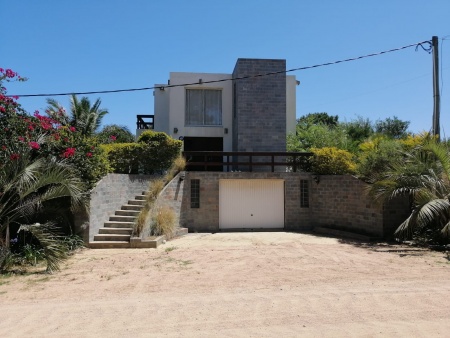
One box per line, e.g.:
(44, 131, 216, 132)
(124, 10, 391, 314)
(1, 232, 449, 337)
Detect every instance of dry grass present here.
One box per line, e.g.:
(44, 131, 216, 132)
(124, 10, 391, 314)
(134, 157, 185, 237)
(151, 206, 176, 238)
(164, 156, 186, 182)
(133, 179, 165, 236)
(172, 156, 186, 172)
(148, 179, 164, 200)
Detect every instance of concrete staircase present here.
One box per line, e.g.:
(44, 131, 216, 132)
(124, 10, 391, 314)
(90, 192, 147, 249)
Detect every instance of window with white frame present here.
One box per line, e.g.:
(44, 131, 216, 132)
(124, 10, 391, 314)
(186, 89, 222, 126)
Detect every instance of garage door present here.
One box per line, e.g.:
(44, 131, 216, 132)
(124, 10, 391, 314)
(219, 179, 284, 229)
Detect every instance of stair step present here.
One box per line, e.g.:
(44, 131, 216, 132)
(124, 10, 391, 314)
(135, 195, 147, 200)
(99, 227, 133, 235)
(104, 221, 135, 228)
(90, 241, 130, 249)
(121, 204, 144, 211)
(115, 210, 140, 217)
(109, 215, 136, 222)
(128, 199, 146, 206)
(94, 234, 131, 242)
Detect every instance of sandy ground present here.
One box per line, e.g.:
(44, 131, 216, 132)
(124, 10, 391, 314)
(1, 232, 449, 338)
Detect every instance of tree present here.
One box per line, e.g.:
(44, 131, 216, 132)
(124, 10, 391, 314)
(375, 116, 410, 139)
(343, 116, 374, 144)
(368, 139, 450, 244)
(97, 124, 135, 144)
(288, 122, 353, 152)
(297, 112, 338, 128)
(46, 94, 108, 136)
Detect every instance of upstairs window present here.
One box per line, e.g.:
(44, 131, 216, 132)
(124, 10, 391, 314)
(186, 89, 222, 126)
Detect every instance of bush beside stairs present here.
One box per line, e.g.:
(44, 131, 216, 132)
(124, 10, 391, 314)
(89, 192, 147, 249)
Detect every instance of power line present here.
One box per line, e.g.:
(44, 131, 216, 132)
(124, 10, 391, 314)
(7, 40, 432, 98)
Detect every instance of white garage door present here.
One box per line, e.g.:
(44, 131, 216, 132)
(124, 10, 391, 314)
(219, 179, 284, 229)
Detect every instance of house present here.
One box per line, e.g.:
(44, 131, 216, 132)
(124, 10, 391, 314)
(114, 58, 410, 239)
(149, 58, 297, 155)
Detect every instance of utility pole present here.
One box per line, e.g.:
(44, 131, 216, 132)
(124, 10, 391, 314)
(432, 36, 441, 141)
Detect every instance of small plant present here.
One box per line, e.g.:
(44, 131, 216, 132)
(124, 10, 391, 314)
(62, 234, 85, 252)
(21, 244, 44, 266)
(152, 206, 176, 238)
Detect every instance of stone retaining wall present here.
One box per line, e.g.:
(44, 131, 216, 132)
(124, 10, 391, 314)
(86, 174, 156, 242)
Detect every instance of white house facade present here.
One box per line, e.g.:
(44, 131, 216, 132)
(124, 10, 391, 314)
(149, 58, 298, 154)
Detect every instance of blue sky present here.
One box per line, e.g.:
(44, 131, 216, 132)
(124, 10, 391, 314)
(2, 0, 449, 135)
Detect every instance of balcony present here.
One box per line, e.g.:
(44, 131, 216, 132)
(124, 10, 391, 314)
(182, 151, 313, 172)
(136, 115, 154, 130)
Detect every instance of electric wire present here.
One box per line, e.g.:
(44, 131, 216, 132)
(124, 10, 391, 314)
(7, 40, 432, 98)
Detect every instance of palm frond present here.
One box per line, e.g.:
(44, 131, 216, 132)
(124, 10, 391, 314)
(18, 222, 68, 273)
(395, 198, 450, 240)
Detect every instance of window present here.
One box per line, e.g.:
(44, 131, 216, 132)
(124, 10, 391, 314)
(190, 179, 200, 208)
(300, 180, 309, 208)
(186, 89, 222, 126)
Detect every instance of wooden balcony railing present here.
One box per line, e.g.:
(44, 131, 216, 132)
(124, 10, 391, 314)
(182, 151, 313, 172)
(136, 115, 154, 129)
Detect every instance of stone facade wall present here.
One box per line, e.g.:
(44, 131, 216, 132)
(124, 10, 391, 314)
(87, 174, 156, 242)
(180, 172, 409, 238)
(181, 172, 313, 232)
(232, 59, 287, 171)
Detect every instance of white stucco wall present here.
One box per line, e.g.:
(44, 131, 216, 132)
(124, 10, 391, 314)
(153, 83, 170, 133)
(155, 72, 233, 151)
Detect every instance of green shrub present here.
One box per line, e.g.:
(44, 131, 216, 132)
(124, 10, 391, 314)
(310, 147, 356, 174)
(102, 132, 182, 174)
(139, 131, 183, 174)
(137, 130, 169, 144)
(101, 143, 142, 174)
(356, 136, 403, 182)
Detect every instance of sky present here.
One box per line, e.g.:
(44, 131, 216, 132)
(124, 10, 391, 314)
(2, 0, 450, 135)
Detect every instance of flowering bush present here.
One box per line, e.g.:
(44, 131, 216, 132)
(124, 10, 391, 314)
(310, 147, 356, 175)
(0, 69, 110, 188)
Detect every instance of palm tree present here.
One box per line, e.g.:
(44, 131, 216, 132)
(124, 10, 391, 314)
(46, 95, 108, 136)
(0, 144, 86, 271)
(368, 139, 450, 243)
(70, 95, 108, 136)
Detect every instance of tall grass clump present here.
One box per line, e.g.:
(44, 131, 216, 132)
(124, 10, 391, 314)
(133, 156, 186, 237)
(133, 179, 165, 236)
(151, 206, 176, 238)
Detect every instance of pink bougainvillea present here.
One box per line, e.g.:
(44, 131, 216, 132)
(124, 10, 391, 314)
(110, 135, 117, 141)
(10, 153, 20, 160)
(62, 147, 76, 158)
(29, 141, 40, 150)
(86, 152, 93, 157)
